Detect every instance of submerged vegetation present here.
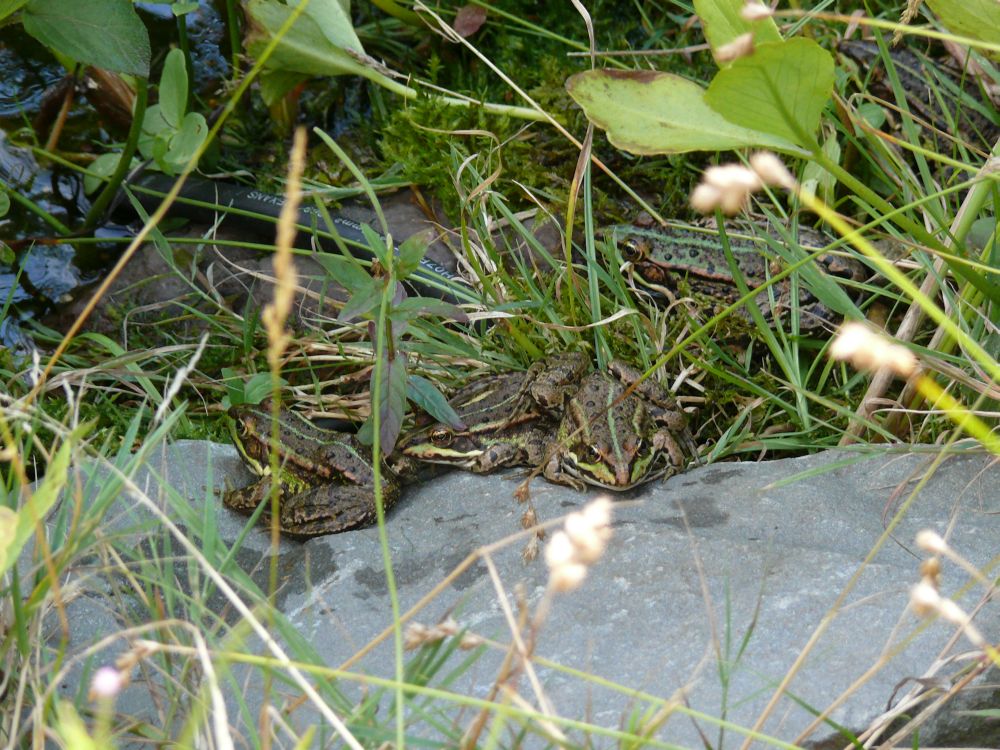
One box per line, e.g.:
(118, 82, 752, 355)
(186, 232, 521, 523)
(0, 0, 997, 746)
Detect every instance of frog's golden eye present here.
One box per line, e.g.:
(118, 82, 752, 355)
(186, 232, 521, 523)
(620, 238, 646, 263)
(430, 428, 454, 447)
(585, 445, 602, 463)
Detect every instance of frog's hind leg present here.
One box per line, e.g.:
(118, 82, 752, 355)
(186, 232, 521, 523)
(280, 482, 400, 538)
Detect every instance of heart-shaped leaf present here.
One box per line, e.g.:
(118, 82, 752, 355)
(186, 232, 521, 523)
(705, 38, 834, 147)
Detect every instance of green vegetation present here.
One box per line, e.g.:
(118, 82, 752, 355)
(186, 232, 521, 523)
(0, 0, 997, 746)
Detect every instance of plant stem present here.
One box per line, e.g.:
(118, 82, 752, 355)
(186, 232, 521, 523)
(83, 78, 149, 231)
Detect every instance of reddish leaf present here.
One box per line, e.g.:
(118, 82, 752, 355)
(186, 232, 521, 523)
(453, 5, 487, 37)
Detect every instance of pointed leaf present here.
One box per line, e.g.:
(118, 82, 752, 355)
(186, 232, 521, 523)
(337, 278, 380, 322)
(395, 233, 430, 280)
(314, 252, 376, 294)
(705, 38, 834, 147)
(374, 352, 407, 454)
(567, 69, 799, 155)
(407, 374, 465, 429)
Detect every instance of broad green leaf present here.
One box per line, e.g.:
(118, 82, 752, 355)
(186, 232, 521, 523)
(407, 374, 464, 429)
(246, 0, 372, 80)
(566, 69, 799, 155)
(694, 0, 781, 61)
(927, 0, 1000, 57)
(0, 440, 70, 577)
(22, 0, 150, 76)
(0, 191, 9, 218)
(0, 0, 29, 22)
(705, 38, 833, 147)
(165, 111, 207, 167)
(159, 48, 188, 129)
(172, 1, 200, 14)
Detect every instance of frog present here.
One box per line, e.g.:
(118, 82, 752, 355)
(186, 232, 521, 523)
(392, 369, 559, 476)
(224, 403, 399, 538)
(612, 222, 867, 332)
(530, 353, 695, 490)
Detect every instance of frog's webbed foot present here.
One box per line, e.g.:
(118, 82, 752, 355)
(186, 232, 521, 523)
(652, 429, 696, 470)
(542, 453, 586, 491)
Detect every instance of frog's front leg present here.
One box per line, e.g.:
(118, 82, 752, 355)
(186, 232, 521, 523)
(653, 429, 689, 470)
(542, 449, 586, 491)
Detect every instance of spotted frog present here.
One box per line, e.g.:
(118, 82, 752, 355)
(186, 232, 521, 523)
(613, 223, 867, 332)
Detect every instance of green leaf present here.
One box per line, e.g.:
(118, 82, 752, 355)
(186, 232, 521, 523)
(407, 374, 464, 429)
(313, 252, 375, 294)
(0, 0, 30, 22)
(926, 0, 1000, 57)
(83, 152, 124, 195)
(0, 191, 9, 218)
(705, 38, 834, 147)
(394, 234, 430, 280)
(172, 1, 200, 14)
(159, 48, 188, 129)
(391, 296, 468, 323)
(246, 0, 373, 80)
(22, 0, 150, 76)
(0, 440, 70, 577)
(693, 0, 781, 60)
(566, 69, 799, 155)
(338, 278, 380, 322)
(165, 111, 207, 168)
(360, 223, 390, 267)
(0, 242, 13, 265)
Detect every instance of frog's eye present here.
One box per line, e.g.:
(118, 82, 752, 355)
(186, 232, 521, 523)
(620, 239, 645, 262)
(633, 437, 644, 453)
(585, 445, 602, 463)
(430, 428, 454, 447)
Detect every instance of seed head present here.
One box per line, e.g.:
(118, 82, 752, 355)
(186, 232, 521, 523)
(829, 322, 917, 377)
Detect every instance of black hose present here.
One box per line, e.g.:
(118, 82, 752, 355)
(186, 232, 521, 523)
(114, 168, 475, 304)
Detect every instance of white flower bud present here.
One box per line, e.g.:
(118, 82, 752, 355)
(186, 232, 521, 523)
(910, 581, 941, 617)
(741, 2, 774, 21)
(716, 32, 755, 63)
(915, 529, 948, 555)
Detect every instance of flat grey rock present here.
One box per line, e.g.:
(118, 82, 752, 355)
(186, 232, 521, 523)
(52, 441, 999, 748)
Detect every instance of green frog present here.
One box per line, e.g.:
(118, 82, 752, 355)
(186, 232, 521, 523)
(612, 223, 866, 332)
(226, 356, 697, 536)
(224, 403, 398, 538)
(530, 352, 695, 490)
